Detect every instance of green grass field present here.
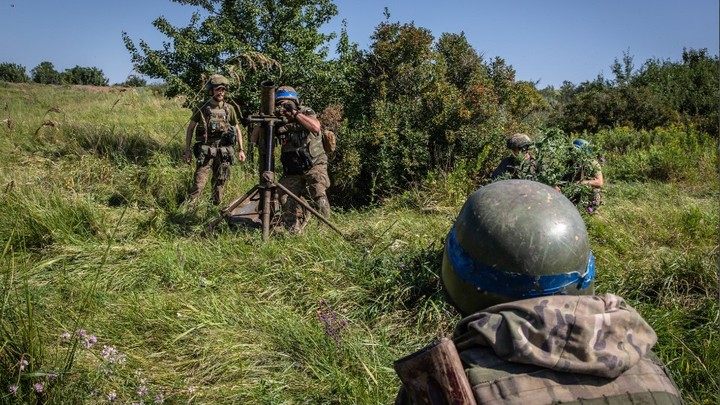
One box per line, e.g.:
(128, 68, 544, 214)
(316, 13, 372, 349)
(0, 83, 717, 404)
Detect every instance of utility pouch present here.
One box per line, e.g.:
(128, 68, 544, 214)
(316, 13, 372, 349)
(221, 126, 237, 146)
(219, 146, 237, 165)
(194, 143, 210, 165)
(281, 148, 313, 175)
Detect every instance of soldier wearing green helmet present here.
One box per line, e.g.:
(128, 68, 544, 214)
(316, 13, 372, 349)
(490, 133, 536, 180)
(393, 180, 681, 404)
(184, 74, 246, 206)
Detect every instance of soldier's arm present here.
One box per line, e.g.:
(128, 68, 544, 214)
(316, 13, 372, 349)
(294, 111, 321, 134)
(235, 124, 246, 162)
(581, 162, 604, 188)
(581, 169, 603, 188)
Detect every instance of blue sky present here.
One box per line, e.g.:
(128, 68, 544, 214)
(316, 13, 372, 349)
(1, 0, 717, 88)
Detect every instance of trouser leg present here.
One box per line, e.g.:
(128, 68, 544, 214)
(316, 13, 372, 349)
(189, 158, 212, 201)
(307, 164, 331, 217)
(278, 175, 306, 232)
(211, 158, 229, 206)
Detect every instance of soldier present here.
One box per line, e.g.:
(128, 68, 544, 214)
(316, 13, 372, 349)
(184, 74, 246, 206)
(251, 85, 330, 233)
(394, 180, 681, 404)
(490, 133, 535, 180)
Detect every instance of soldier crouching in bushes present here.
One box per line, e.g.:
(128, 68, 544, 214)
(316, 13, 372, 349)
(393, 180, 682, 405)
(184, 74, 246, 206)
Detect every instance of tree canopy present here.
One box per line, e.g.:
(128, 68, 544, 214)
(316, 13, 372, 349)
(123, 0, 339, 112)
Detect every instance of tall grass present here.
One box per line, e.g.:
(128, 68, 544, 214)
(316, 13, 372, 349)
(0, 83, 717, 404)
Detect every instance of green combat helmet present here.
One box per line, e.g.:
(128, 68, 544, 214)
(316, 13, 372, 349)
(275, 85, 299, 105)
(441, 179, 595, 315)
(205, 74, 230, 93)
(507, 133, 532, 150)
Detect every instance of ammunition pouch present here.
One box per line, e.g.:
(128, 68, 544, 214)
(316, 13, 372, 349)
(281, 148, 313, 175)
(193, 143, 237, 167)
(220, 126, 237, 146)
(194, 143, 212, 165)
(219, 145, 237, 166)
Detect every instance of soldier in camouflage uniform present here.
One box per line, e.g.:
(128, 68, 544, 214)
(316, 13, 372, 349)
(394, 180, 681, 404)
(184, 75, 246, 205)
(251, 85, 330, 233)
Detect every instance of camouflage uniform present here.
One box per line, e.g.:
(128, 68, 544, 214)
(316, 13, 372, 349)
(276, 105, 331, 232)
(188, 99, 240, 205)
(396, 294, 682, 404)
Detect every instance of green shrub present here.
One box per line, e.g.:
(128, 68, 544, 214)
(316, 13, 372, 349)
(596, 125, 716, 186)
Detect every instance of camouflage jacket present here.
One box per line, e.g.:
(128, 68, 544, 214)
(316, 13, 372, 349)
(395, 294, 682, 404)
(276, 106, 326, 167)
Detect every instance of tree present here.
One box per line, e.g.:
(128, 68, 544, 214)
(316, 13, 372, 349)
(435, 32, 483, 90)
(122, 0, 339, 112)
(31, 61, 62, 85)
(0, 63, 29, 83)
(62, 66, 109, 86)
(119, 75, 148, 87)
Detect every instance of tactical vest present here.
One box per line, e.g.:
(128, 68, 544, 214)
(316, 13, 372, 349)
(278, 111, 326, 175)
(460, 347, 682, 405)
(195, 103, 236, 146)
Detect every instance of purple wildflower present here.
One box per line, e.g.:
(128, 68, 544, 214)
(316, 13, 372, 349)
(34, 382, 44, 393)
(101, 345, 117, 358)
(587, 207, 594, 213)
(85, 335, 98, 349)
(76, 328, 87, 338)
(137, 385, 148, 397)
(600, 156, 606, 163)
(107, 391, 117, 402)
(187, 386, 196, 394)
(316, 300, 348, 343)
(399, 263, 406, 268)
(60, 332, 71, 343)
(18, 359, 29, 371)
(9, 385, 19, 395)
(154, 393, 165, 404)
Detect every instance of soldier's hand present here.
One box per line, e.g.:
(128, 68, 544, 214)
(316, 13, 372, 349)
(280, 102, 297, 119)
(184, 149, 192, 164)
(238, 150, 246, 162)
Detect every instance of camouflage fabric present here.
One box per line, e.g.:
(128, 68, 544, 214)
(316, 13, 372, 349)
(278, 163, 331, 232)
(394, 294, 681, 405)
(277, 106, 327, 167)
(453, 294, 657, 379)
(460, 347, 681, 404)
(188, 143, 234, 206)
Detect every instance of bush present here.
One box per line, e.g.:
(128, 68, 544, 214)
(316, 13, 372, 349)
(0, 62, 29, 83)
(595, 125, 716, 185)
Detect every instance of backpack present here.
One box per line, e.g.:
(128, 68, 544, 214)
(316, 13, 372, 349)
(322, 128, 337, 154)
